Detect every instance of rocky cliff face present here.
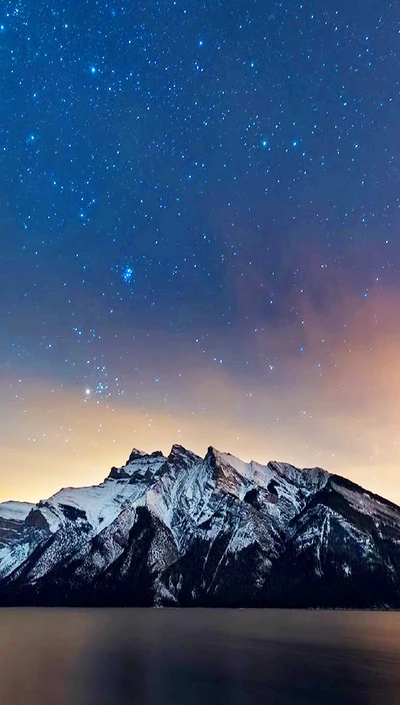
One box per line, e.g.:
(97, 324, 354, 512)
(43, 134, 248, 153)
(1, 444, 399, 608)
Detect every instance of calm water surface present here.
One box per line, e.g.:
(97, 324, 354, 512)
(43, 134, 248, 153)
(0, 609, 399, 704)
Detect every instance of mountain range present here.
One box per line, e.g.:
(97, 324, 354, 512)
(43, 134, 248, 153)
(1, 444, 400, 608)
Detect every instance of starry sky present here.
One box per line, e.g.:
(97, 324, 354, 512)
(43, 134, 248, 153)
(1, 0, 400, 504)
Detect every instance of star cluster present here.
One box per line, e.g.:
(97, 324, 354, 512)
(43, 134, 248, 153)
(1, 0, 400, 502)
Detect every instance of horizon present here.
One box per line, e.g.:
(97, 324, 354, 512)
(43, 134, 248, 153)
(1, 428, 399, 507)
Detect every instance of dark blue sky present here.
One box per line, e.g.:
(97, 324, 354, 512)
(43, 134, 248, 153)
(1, 0, 400, 502)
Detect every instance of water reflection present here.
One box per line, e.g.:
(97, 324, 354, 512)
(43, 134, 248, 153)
(0, 610, 399, 705)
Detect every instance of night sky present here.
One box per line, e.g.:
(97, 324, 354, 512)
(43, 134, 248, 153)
(1, 0, 400, 503)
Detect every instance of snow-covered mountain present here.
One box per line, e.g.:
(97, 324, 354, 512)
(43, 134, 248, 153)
(1, 444, 400, 608)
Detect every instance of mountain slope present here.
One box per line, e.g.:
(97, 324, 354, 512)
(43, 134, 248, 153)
(0, 444, 399, 608)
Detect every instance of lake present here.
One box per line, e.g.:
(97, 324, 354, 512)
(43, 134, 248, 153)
(0, 609, 399, 704)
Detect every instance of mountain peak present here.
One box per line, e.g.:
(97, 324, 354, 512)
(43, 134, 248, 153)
(205, 446, 241, 467)
(205, 445, 220, 459)
(168, 444, 200, 468)
(126, 448, 147, 464)
(126, 448, 164, 465)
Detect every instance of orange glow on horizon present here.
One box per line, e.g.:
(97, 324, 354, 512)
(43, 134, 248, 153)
(1, 287, 400, 506)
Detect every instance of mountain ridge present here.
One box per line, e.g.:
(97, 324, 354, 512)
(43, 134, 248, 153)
(0, 444, 399, 608)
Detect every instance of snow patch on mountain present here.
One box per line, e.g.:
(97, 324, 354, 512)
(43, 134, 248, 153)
(39, 451, 168, 536)
(0, 501, 35, 522)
